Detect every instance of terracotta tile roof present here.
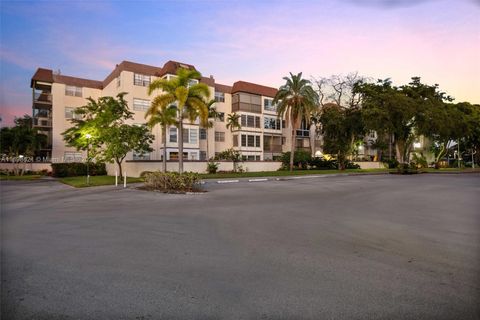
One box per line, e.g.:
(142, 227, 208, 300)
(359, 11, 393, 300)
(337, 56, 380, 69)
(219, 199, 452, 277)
(214, 83, 232, 94)
(31, 68, 54, 87)
(232, 81, 277, 97)
(54, 74, 103, 89)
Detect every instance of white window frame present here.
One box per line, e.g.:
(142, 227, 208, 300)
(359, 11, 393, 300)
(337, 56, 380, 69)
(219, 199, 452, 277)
(133, 98, 150, 112)
(65, 85, 82, 97)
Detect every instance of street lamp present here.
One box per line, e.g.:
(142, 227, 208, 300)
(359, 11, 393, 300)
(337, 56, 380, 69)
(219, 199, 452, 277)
(85, 133, 92, 185)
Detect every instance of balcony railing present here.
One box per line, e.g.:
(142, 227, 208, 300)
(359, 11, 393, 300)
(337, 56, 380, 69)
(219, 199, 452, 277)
(263, 145, 283, 152)
(34, 92, 52, 104)
(33, 118, 52, 127)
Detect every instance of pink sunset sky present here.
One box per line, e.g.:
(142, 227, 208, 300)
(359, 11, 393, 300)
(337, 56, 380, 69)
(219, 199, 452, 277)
(1, 0, 479, 126)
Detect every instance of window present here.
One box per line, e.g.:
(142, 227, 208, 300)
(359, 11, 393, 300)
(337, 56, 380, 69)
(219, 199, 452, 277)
(215, 131, 225, 142)
(134, 73, 151, 86)
(215, 91, 225, 102)
(133, 98, 150, 111)
(241, 114, 261, 128)
(233, 134, 238, 147)
(116, 76, 121, 88)
(169, 127, 177, 143)
(169, 152, 188, 160)
(200, 151, 207, 160)
(217, 112, 225, 122)
(133, 151, 150, 160)
(187, 79, 198, 88)
(264, 98, 276, 112)
(65, 107, 81, 120)
(182, 129, 189, 143)
(64, 152, 83, 162)
(65, 85, 82, 97)
(200, 128, 207, 140)
(241, 134, 260, 147)
(190, 129, 198, 144)
(264, 116, 281, 130)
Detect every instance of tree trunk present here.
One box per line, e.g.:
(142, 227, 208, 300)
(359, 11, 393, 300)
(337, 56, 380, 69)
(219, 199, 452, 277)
(290, 124, 296, 172)
(178, 118, 184, 174)
(163, 126, 167, 172)
(116, 159, 123, 180)
(395, 140, 405, 164)
(206, 128, 209, 161)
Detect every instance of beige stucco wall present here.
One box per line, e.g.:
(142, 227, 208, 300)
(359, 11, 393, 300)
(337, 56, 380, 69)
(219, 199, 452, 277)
(51, 83, 102, 161)
(0, 162, 52, 173)
(106, 161, 282, 177)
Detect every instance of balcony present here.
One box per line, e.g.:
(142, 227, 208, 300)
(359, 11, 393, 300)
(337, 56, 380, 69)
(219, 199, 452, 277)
(264, 145, 283, 153)
(33, 118, 52, 127)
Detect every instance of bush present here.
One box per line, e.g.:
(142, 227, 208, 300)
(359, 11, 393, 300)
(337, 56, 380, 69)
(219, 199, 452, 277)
(206, 161, 219, 174)
(144, 171, 200, 192)
(411, 153, 428, 169)
(51, 162, 106, 177)
(344, 159, 361, 169)
(308, 157, 338, 170)
(396, 162, 419, 174)
(280, 150, 312, 170)
(383, 159, 399, 169)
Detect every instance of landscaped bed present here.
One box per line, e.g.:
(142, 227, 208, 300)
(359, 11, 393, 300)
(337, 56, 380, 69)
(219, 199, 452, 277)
(59, 175, 143, 188)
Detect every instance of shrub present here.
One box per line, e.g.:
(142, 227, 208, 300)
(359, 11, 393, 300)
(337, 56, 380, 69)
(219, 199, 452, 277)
(280, 150, 312, 170)
(308, 157, 338, 170)
(344, 159, 361, 169)
(140, 171, 153, 178)
(411, 153, 428, 169)
(144, 171, 200, 192)
(51, 162, 106, 177)
(383, 159, 399, 169)
(206, 161, 219, 174)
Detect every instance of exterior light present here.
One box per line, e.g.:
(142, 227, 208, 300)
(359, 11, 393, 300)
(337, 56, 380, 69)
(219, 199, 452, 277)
(85, 133, 92, 139)
(358, 145, 364, 151)
(413, 142, 421, 149)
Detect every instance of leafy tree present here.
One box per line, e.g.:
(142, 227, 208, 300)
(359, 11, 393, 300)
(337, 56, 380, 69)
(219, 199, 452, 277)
(226, 112, 241, 132)
(320, 103, 364, 170)
(215, 148, 242, 172)
(145, 104, 177, 172)
(62, 93, 154, 178)
(273, 72, 318, 171)
(355, 77, 450, 165)
(0, 115, 47, 175)
(148, 68, 210, 173)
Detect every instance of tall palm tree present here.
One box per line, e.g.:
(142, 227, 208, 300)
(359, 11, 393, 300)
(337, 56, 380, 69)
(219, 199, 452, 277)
(148, 68, 210, 173)
(145, 104, 177, 172)
(273, 72, 318, 171)
(226, 112, 241, 132)
(200, 99, 218, 160)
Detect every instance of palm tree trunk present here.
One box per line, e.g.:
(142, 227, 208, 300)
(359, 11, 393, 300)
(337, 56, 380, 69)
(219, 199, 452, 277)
(162, 126, 167, 172)
(178, 118, 184, 174)
(290, 125, 296, 172)
(206, 129, 209, 161)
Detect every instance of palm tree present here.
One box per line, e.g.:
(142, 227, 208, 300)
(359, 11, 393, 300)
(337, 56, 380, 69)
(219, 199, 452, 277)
(273, 72, 319, 171)
(145, 104, 177, 172)
(148, 68, 210, 173)
(226, 112, 241, 132)
(200, 99, 218, 160)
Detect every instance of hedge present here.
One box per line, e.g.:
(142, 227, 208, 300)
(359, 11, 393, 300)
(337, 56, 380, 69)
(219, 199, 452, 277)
(51, 162, 107, 177)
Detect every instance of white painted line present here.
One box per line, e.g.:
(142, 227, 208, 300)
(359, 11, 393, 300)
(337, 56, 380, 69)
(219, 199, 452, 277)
(217, 180, 240, 184)
(248, 178, 268, 182)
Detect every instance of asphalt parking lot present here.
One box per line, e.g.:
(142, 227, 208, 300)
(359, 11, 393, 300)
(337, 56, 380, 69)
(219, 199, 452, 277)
(1, 174, 479, 319)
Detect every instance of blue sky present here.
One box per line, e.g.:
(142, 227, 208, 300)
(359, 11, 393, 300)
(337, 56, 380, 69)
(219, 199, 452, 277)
(1, 0, 479, 126)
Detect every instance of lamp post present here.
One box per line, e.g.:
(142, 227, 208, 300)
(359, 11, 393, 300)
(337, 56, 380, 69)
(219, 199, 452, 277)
(86, 133, 91, 185)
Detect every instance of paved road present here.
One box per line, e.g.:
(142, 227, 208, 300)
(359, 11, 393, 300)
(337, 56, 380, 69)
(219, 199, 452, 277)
(1, 174, 479, 319)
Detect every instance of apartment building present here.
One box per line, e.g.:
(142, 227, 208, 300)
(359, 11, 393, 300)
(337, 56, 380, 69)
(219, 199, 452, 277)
(31, 60, 320, 163)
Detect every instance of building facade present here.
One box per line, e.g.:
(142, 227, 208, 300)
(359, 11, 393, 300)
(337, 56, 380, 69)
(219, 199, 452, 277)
(31, 60, 322, 163)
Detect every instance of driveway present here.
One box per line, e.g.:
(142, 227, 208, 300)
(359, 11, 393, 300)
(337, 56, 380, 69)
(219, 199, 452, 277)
(1, 174, 479, 319)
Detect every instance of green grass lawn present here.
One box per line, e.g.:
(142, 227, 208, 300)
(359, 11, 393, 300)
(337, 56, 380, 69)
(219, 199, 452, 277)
(198, 168, 393, 179)
(59, 175, 144, 188)
(422, 167, 480, 173)
(0, 175, 43, 181)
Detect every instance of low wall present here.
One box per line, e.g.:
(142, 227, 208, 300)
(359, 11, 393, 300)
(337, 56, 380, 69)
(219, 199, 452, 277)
(0, 162, 52, 173)
(106, 161, 283, 177)
(354, 161, 385, 169)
